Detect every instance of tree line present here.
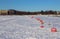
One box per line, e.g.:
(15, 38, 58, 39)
(0, 9, 60, 15)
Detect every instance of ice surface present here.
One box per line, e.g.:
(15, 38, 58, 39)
(0, 15, 60, 39)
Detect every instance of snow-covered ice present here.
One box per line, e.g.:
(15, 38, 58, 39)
(0, 15, 60, 39)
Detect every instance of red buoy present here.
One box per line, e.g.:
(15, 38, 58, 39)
(39, 20, 44, 24)
(31, 16, 34, 18)
(36, 18, 40, 21)
(40, 26, 44, 28)
(51, 27, 57, 32)
(36, 18, 44, 24)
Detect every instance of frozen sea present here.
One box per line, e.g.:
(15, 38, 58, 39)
(0, 15, 60, 39)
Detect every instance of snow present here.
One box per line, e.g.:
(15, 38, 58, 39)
(0, 15, 60, 39)
(26, 37, 36, 39)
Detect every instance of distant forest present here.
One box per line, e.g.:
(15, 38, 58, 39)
(0, 9, 60, 15)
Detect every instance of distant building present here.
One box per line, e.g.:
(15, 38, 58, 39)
(0, 10, 8, 15)
(8, 9, 16, 15)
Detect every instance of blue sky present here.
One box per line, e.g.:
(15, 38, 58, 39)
(0, 0, 60, 12)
